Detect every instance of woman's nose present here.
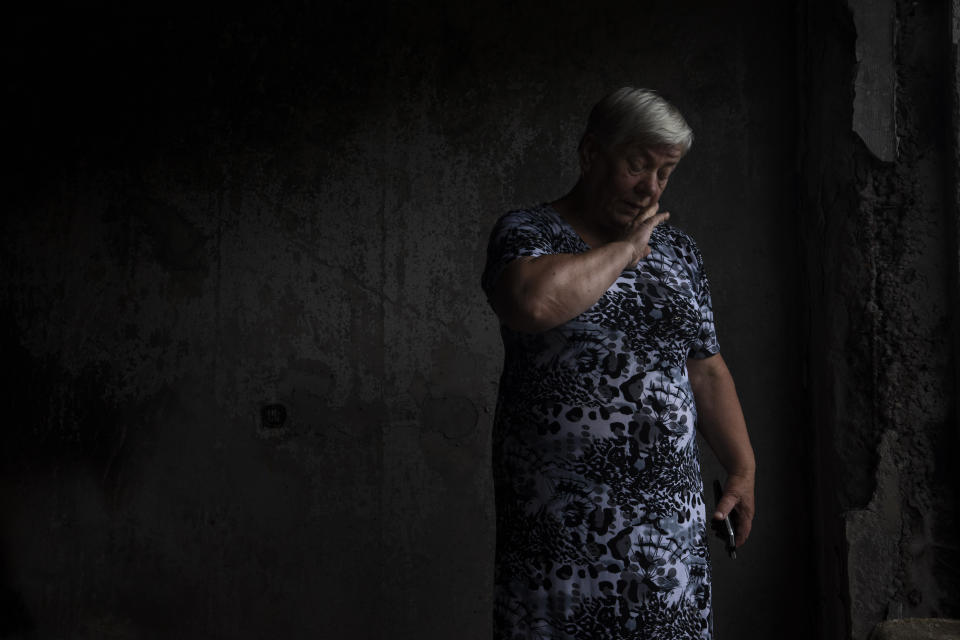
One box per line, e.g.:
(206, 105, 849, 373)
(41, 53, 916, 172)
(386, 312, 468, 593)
(635, 172, 661, 198)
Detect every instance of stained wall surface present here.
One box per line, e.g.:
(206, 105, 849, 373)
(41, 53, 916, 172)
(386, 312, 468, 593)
(3, 2, 808, 638)
(801, 0, 960, 637)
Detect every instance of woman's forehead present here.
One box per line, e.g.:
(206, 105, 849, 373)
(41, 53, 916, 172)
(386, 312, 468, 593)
(619, 142, 684, 163)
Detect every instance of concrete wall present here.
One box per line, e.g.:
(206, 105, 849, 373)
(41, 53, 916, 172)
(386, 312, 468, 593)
(800, 0, 960, 637)
(1, 1, 823, 638)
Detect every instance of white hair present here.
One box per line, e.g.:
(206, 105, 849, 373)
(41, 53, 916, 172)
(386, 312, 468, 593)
(581, 87, 694, 154)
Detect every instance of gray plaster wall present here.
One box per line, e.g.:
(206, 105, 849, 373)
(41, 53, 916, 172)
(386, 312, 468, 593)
(801, 0, 960, 638)
(4, 2, 809, 638)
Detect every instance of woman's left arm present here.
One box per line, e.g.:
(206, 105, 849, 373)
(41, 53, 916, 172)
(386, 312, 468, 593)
(687, 353, 756, 547)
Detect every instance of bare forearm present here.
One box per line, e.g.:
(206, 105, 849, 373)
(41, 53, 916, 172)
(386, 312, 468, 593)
(688, 354, 755, 545)
(491, 241, 636, 332)
(688, 356, 755, 475)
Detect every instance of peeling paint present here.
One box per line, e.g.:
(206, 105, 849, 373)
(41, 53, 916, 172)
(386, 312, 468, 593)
(850, 0, 898, 161)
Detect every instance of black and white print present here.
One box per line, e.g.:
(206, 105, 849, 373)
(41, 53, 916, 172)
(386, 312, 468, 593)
(482, 204, 720, 640)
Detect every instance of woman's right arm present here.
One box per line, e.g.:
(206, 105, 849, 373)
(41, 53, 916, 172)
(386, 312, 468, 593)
(488, 211, 669, 333)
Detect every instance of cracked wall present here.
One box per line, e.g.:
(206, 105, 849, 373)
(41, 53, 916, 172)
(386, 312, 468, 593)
(801, 1, 960, 638)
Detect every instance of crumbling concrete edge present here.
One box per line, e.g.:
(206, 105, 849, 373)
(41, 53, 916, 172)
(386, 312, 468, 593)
(845, 430, 904, 638)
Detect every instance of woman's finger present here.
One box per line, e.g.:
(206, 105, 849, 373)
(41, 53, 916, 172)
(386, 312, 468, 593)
(652, 211, 670, 226)
(713, 492, 740, 521)
(734, 514, 753, 547)
(636, 201, 660, 223)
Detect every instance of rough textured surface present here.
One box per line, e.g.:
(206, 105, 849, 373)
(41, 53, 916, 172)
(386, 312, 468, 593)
(13, 0, 954, 638)
(801, 0, 960, 638)
(845, 431, 904, 632)
(869, 619, 960, 640)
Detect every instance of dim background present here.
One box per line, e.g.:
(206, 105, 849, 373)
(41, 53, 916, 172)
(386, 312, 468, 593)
(3, 1, 958, 639)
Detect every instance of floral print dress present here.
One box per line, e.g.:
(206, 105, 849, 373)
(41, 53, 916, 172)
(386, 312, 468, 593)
(481, 204, 720, 640)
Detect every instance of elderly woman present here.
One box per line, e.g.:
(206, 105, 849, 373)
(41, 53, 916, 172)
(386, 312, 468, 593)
(480, 88, 756, 639)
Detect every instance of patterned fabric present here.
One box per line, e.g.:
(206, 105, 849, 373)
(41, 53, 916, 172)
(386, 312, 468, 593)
(482, 203, 720, 640)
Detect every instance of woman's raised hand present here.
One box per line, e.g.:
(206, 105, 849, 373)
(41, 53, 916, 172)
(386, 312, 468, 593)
(621, 203, 670, 265)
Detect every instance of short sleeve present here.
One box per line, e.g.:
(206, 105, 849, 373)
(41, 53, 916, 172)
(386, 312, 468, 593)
(480, 209, 554, 297)
(687, 242, 721, 359)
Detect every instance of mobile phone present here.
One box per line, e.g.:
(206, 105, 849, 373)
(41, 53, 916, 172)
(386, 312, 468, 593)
(712, 479, 737, 560)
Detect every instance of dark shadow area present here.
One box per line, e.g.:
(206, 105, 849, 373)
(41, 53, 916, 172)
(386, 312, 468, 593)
(3, 1, 957, 639)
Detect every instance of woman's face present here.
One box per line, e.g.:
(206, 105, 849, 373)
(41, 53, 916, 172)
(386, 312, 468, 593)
(580, 136, 684, 232)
